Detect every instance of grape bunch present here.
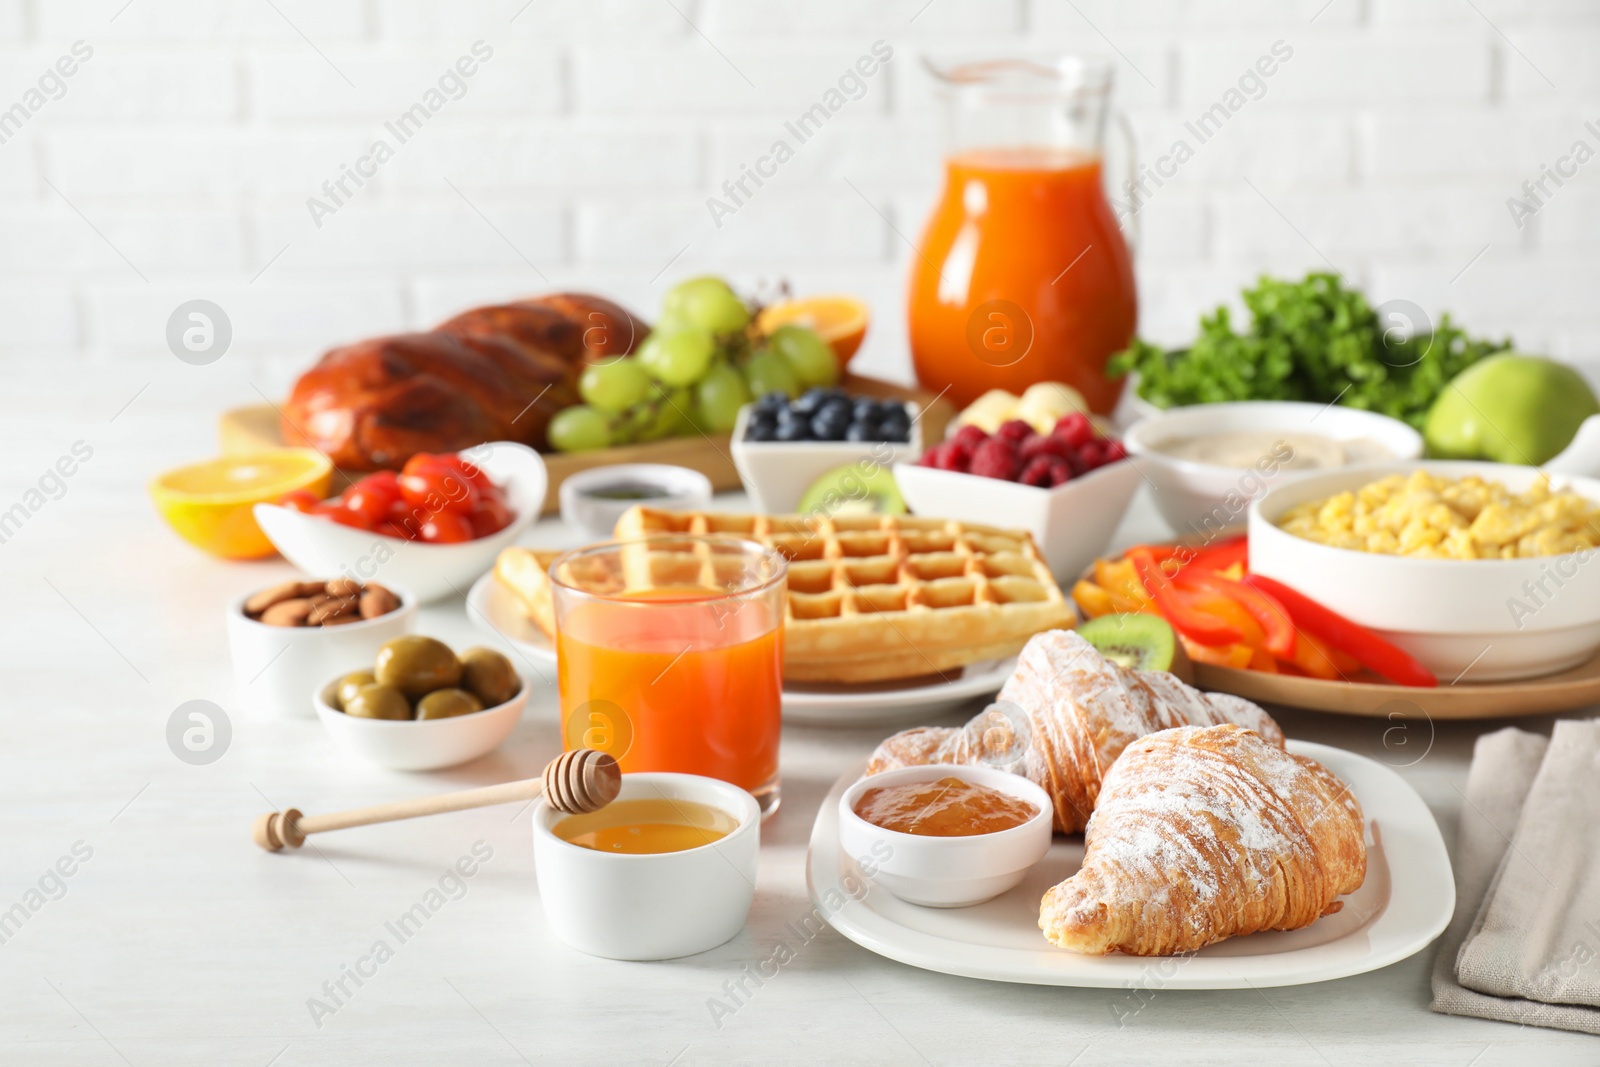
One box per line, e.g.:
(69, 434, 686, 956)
(547, 277, 840, 453)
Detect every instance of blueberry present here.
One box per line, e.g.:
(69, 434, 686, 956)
(746, 411, 778, 442)
(776, 418, 810, 442)
(791, 391, 824, 417)
(844, 422, 876, 442)
(851, 397, 880, 420)
(879, 410, 911, 440)
(877, 400, 909, 422)
(819, 397, 852, 423)
(811, 411, 849, 441)
(756, 391, 789, 414)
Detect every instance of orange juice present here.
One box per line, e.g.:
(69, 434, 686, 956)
(556, 587, 782, 803)
(908, 147, 1138, 412)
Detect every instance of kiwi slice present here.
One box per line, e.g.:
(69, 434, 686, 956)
(797, 462, 907, 518)
(1077, 614, 1190, 682)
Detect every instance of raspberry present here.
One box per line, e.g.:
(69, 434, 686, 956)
(969, 438, 1020, 481)
(1077, 439, 1105, 470)
(1018, 456, 1057, 487)
(1101, 438, 1127, 463)
(1053, 412, 1094, 449)
(952, 424, 988, 449)
(1048, 459, 1076, 487)
(1019, 434, 1074, 465)
(996, 419, 1034, 445)
(926, 438, 975, 472)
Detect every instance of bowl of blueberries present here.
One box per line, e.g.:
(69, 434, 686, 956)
(732, 389, 922, 514)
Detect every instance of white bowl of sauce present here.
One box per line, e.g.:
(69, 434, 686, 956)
(558, 464, 713, 541)
(839, 764, 1051, 908)
(532, 772, 759, 959)
(1123, 401, 1423, 537)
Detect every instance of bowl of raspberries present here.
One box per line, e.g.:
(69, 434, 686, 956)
(893, 415, 1141, 578)
(922, 414, 1127, 486)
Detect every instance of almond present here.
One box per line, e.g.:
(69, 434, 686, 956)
(260, 598, 315, 627)
(307, 596, 358, 625)
(360, 585, 400, 619)
(325, 577, 362, 598)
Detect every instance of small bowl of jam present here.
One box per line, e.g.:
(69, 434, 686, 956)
(839, 765, 1051, 908)
(558, 464, 713, 540)
(532, 771, 759, 960)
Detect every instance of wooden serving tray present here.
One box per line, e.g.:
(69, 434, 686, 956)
(1192, 654, 1600, 720)
(219, 373, 954, 516)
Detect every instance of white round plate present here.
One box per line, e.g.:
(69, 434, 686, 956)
(807, 741, 1453, 988)
(781, 659, 1015, 727)
(465, 569, 557, 668)
(467, 571, 1013, 727)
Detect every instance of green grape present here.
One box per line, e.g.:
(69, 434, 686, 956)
(770, 324, 839, 388)
(695, 362, 752, 433)
(547, 405, 613, 453)
(636, 327, 716, 386)
(663, 276, 750, 334)
(744, 347, 802, 400)
(578, 358, 651, 414)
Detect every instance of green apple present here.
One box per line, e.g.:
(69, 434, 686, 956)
(1424, 354, 1599, 465)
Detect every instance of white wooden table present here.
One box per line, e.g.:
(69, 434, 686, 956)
(1, 364, 1592, 1065)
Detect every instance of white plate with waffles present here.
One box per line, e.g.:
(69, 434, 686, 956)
(466, 571, 1015, 726)
(806, 742, 1454, 989)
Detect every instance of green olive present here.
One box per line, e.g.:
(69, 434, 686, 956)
(334, 670, 376, 710)
(342, 683, 413, 721)
(374, 635, 461, 699)
(416, 688, 484, 721)
(459, 647, 519, 708)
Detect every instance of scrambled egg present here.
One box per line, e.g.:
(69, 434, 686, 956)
(1278, 471, 1600, 559)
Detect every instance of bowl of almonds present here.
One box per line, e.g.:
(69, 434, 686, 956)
(226, 577, 415, 719)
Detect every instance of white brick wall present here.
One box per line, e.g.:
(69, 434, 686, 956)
(5, 0, 1600, 382)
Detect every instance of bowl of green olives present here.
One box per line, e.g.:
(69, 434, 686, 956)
(314, 636, 527, 770)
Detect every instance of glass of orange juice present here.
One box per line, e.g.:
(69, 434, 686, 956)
(550, 536, 787, 816)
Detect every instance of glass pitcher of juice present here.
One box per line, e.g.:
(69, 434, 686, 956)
(908, 56, 1138, 413)
(551, 536, 786, 816)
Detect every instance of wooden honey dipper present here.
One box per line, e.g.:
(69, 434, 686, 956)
(252, 749, 621, 852)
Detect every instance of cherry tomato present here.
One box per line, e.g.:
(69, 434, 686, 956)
(418, 510, 474, 544)
(344, 481, 398, 527)
(469, 496, 514, 538)
(439, 453, 494, 493)
(313, 499, 368, 529)
(399, 460, 478, 515)
(373, 521, 412, 541)
(280, 489, 320, 513)
(360, 470, 401, 495)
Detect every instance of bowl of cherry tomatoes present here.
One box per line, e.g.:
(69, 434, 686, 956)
(253, 442, 546, 603)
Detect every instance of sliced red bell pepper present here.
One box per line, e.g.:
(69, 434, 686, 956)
(1173, 569, 1296, 660)
(1242, 574, 1438, 688)
(1186, 535, 1248, 574)
(1127, 548, 1243, 647)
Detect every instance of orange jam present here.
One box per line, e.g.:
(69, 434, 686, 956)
(853, 776, 1037, 837)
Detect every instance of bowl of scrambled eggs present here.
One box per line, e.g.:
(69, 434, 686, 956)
(1249, 462, 1600, 681)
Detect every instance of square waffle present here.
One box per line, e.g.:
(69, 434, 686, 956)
(612, 506, 1075, 683)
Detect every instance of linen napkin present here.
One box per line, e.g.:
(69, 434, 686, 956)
(1457, 719, 1600, 1006)
(1429, 723, 1600, 1034)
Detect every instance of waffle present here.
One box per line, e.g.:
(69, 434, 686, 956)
(612, 506, 1075, 683)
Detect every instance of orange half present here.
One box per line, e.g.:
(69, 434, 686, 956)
(151, 449, 332, 560)
(757, 295, 870, 368)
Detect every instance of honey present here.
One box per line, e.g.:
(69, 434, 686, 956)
(854, 776, 1037, 837)
(553, 797, 740, 855)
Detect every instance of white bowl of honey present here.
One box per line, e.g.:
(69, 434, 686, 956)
(532, 772, 760, 960)
(839, 764, 1051, 908)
